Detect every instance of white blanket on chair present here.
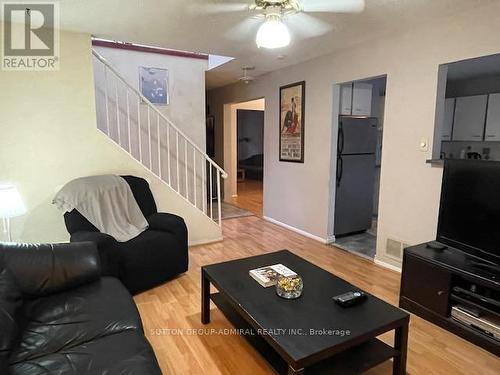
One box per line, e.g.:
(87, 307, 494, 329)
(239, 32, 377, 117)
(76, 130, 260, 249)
(53, 175, 148, 242)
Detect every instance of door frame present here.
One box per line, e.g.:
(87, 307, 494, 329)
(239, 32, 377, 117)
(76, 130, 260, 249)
(327, 75, 388, 244)
(236, 109, 265, 189)
(222, 98, 265, 201)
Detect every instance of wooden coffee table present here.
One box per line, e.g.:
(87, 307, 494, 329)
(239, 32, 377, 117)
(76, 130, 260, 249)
(201, 250, 409, 375)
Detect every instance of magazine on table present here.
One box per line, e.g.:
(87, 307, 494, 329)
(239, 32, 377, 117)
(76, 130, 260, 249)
(249, 264, 297, 287)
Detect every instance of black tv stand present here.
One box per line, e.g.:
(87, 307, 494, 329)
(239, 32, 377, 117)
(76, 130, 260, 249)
(469, 261, 500, 275)
(399, 243, 500, 356)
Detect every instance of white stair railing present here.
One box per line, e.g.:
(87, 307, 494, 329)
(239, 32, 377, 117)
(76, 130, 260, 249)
(92, 49, 227, 225)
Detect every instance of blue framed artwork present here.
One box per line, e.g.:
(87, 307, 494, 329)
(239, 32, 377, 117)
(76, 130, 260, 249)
(139, 66, 169, 105)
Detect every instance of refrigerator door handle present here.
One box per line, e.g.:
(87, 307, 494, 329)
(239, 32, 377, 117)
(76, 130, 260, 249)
(336, 156, 343, 187)
(338, 121, 345, 155)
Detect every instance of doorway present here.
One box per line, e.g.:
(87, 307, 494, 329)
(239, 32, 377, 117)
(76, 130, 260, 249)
(233, 108, 264, 216)
(331, 76, 387, 259)
(221, 98, 265, 219)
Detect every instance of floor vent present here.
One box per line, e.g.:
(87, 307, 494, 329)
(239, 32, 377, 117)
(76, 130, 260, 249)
(386, 238, 405, 260)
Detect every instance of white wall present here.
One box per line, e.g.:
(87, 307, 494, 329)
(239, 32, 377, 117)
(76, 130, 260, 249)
(208, 2, 500, 267)
(0, 28, 222, 245)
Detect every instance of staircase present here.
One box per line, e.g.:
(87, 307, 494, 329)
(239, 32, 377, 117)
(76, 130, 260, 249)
(91, 49, 227, 226)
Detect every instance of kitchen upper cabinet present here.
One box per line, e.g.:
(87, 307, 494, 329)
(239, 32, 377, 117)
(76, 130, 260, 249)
(340, 84, 353, 115)
(352, 83, 373, 116)
(452, 95, 488, 141)
(340, 83, 373, 116)
(442, 98, 455, 141)
(485, 93, 500, 141)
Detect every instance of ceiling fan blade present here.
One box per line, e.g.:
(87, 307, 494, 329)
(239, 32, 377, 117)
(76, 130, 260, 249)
(300, 0, 365, 13)
(287, 13, 333, 38)
(189, 2, 250, 15)
(225, 17, 262, 41)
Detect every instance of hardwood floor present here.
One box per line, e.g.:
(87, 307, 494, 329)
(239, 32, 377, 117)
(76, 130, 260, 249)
(230, 179, 263, 217)
(134, 216, 500, 374)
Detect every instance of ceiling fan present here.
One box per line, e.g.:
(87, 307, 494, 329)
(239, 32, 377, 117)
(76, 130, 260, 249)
(239, 66, 256, 84)
(194, 0, 365, 49)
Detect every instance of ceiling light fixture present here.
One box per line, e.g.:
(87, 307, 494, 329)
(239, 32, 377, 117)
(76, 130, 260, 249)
(256, 11, 290, 49)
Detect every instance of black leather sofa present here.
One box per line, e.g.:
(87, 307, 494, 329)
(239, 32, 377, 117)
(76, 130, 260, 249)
(0, 241, 162, 375)
(64, 176, 189, 295)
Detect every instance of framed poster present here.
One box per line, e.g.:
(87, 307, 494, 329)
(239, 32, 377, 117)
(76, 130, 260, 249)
(139, 66, 169, 105)
(279, 81, 305, 162)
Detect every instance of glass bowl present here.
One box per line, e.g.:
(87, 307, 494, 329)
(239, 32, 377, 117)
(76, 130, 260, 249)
(276, 275, 303, 299)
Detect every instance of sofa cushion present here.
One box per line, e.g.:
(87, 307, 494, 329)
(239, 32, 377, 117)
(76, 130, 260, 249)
(0, 263, 23, 373)
(9, 329, 162, 375)
(119, 230, 188, 294)
(9, 277, 142, 364)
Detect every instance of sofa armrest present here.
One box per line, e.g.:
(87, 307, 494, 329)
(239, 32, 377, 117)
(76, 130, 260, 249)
(70, 231, 120, 277)
(0, 242, 100, 297)
(147, 213, 188, 245)
(71, 231, 117, 248)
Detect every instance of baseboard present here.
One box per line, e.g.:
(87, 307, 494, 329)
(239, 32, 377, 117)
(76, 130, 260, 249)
(189, 236, 223, 247)
(263, 216, 328, 244)
(325, 235, 336, 244)
(374, 258, 402, 273)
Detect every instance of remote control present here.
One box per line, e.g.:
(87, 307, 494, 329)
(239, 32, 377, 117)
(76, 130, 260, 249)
(333, 291, 367, 307)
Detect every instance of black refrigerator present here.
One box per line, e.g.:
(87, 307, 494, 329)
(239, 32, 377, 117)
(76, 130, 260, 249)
(334, 116, 378, 236)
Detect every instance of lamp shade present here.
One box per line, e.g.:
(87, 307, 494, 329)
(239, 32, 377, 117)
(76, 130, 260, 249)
(0, 185, 26, 218)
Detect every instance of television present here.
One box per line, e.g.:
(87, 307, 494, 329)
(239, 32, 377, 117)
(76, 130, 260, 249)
(437, 159, 500, 265)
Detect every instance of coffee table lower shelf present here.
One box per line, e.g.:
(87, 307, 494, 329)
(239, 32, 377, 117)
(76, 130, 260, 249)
(211, 292, 398, 375)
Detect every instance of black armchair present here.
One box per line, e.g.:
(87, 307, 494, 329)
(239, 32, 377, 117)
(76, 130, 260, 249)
(64, 175, 189, 295)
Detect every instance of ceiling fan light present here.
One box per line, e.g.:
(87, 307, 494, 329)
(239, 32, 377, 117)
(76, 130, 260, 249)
(256, 17, 290, 49)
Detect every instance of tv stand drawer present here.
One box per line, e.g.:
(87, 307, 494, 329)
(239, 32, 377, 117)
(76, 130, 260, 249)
(401, 254, 451, 317)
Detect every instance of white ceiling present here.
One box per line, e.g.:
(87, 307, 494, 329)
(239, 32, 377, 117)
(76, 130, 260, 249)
(33, 0, 495, 88)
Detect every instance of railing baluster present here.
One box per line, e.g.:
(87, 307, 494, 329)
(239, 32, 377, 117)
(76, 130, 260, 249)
(104, 66, 110, 136)
(202, 159, 206, 214)
(157, 114, 161, 179)
(209, 165, 213, 220)
(217, 170, 222, 226)
(147, 106, 152, 169)
(137, 97, 142, 163)
(115, 77, 121, 145)
(167, 124, 171, 185)
(185, 140, 188, 201)
(193, 149, 197, 208)
(176, 132, 180, 192)
(126, 89, 131, 153)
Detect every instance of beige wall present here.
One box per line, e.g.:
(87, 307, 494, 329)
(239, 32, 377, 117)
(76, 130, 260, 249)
(0, 28, 221, 245)
(223, 98, 265, 199)
(208, 2, 500, 267)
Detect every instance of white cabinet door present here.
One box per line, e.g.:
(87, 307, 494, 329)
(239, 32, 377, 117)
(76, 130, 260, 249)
(452, 95, 488, 141)
(442, 98, 455, 141)
(340, 84, 353, 115)
(352, 82, 372, 116)
(485, 93, 500, 141)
